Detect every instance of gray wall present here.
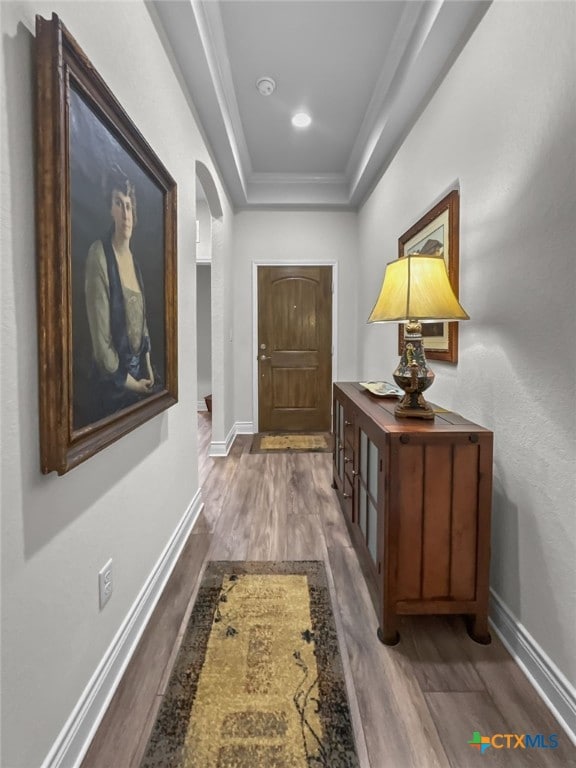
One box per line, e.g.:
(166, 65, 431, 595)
(232, 210, 359, 429)
(196, 264, 212, 401)
(0, 2, 232, 766)
(359, 0, 576, 696)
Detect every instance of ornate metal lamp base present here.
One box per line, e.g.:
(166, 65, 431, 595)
(394, 392, 435, 420)
(393, 321, 436, 420)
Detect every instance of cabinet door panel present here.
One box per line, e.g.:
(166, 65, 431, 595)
(359, 484, 368, 538)
(336, 402, 345, 480)
(360, 431, 368, 480)
(450, 444, 479, 600)
(343, 473, 354, 522)
(367, 499, 378, 565)
(358, 428, 380, 571)
(368, 441, 379, 500)
(422, 445, 452, 598)
(396, 444, 424, 600)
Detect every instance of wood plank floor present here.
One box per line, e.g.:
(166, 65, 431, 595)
(81, 413, 575, 768)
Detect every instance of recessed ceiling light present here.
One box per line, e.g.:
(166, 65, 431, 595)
(291, 112, 312, 128)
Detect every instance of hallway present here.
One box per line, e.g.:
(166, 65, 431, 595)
(81, 414, 573, 768)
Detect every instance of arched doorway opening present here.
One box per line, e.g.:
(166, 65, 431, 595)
(195, 161, 223, 458)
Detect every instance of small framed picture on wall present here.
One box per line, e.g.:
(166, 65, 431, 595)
(398, 189, 461, 363)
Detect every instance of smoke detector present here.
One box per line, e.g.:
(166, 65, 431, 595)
(256, 77, 276, 96)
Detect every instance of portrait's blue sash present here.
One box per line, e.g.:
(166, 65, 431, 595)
(102, 233, 150, 389)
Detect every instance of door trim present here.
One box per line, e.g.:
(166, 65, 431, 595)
(252, 260, 339, 433)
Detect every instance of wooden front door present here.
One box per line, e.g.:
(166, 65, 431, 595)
(258, 266, 332, 432)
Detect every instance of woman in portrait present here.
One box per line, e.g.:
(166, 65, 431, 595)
(85, 164, 157, 420)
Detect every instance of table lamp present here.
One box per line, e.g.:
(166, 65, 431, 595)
(368, 253, 469, 419)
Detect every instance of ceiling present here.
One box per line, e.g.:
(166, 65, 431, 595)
(153, 0, 490, 210)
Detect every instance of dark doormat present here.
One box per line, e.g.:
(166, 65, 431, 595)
(250, 432, 334, 454)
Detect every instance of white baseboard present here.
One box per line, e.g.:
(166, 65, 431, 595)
(235, 421, 254, 434)
(209, 421, 254, 456)
(41, 491, 204, 768)
(490, 588, 576, 745)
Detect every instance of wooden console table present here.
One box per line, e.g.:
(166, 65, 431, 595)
(332, 382, 493, 645)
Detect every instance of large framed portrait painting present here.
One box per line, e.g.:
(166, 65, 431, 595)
(398, 190, 461, 363)
(35, 14, 178, 475)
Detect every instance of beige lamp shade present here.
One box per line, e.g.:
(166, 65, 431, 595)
(368, 253, 469, 323)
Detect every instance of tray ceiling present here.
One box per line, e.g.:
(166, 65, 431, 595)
(154, 0, 490, 209)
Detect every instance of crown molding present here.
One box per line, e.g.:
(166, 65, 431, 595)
(246, 172, 349, 206)
(191, 0, 252, 195)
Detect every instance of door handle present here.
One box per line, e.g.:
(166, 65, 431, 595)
(259, 354, 271, 361)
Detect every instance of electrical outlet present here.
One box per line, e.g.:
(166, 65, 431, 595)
(98, 559, 113, 609)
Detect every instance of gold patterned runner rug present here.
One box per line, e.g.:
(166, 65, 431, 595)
(250, 433, 333, 453)
(140, 561, 359, 768)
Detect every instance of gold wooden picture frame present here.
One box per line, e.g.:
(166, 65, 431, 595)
(397, 189, 460, 363)
(35, 14, 178, 475)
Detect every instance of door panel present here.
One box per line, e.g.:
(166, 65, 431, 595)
(258, 266, 332, 431)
